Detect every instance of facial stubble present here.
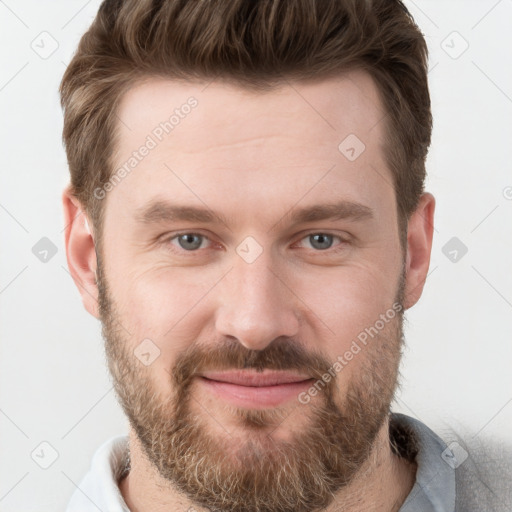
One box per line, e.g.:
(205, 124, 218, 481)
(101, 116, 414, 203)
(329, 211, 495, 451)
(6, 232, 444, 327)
(97, 258, 405, 512)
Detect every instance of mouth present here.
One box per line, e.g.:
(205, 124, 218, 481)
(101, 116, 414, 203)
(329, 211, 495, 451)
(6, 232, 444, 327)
(198, 370, 314, 409)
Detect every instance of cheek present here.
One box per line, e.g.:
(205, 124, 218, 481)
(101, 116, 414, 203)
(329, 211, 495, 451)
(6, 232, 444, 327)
(297, 260, 400, 342)
(116, 264, 208, 329)
(112, 266, 219, 373)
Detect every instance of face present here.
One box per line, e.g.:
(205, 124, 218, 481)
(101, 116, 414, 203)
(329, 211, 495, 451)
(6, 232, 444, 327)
(95, 71, 408, 512)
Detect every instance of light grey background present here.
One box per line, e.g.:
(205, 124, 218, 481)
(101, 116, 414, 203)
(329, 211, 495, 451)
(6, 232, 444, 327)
(1, 1, 511, 510)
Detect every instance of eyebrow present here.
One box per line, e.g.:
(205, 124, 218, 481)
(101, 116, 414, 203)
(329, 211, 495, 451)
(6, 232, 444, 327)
(133, 199, 374, 229)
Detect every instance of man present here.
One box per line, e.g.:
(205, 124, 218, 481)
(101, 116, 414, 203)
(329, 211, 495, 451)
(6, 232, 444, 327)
(60, 1, 510, 511)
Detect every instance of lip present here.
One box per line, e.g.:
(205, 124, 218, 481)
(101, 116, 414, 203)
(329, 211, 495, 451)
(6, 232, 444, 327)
(201, 370, 311, 386)
(199, 370, 313, 409)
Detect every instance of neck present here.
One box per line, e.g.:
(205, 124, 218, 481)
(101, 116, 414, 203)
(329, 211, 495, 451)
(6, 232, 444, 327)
(119, 416, 417, 512)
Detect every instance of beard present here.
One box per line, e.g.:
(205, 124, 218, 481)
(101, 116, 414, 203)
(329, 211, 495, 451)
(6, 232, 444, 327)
(97, 258, 405, 512)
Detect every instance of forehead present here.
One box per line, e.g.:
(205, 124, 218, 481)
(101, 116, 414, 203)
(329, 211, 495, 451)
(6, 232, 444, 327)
(107, 70, 392, 227)
(116, 69, 386, 153)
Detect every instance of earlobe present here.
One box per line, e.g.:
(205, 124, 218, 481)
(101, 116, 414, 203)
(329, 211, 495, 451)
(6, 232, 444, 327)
(403, 193, 436, 310)
(62, 185, 100, 318)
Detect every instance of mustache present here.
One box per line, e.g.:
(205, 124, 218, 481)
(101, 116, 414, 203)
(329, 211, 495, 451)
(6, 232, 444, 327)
(171, 338, 333, 390)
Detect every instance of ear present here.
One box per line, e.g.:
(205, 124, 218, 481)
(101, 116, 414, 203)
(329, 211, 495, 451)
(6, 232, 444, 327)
(62, 185, 100, 318)
(403, 192, 436, 310)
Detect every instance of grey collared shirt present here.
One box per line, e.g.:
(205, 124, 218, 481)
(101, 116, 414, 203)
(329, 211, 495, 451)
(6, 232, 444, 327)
(394, 413, 456, 512)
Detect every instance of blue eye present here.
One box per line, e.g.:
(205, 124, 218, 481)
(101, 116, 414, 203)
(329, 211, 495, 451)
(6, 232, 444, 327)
(307, 233, 335, 250)
(296, 233, 346, 252)
(173, 233, 207, 251)
(162, 231, 347, 256)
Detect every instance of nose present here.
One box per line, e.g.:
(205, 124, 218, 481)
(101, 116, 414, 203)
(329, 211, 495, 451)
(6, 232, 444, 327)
(214, 249, 300, 351)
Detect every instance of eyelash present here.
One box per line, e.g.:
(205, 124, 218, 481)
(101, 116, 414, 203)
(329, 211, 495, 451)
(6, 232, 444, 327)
(160, 231, 350, 255)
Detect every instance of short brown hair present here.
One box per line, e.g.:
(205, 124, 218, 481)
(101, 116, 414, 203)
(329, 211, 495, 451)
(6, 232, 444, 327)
(60, 0, 432, 250)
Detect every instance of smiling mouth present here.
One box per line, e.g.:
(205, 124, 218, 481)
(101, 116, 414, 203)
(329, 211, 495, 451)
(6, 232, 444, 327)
(198, 370, 314, 409)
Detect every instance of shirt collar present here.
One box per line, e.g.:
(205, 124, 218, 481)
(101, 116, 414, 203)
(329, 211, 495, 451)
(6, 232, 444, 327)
(65, 435, 131, 512)
(393, 413, 456, 512)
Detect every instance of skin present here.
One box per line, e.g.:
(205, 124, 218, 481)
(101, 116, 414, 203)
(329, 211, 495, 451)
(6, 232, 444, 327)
(63, 69, 435, 511)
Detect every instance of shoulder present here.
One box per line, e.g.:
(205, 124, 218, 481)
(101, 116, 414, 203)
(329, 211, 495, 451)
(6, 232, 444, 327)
(432, 422, 512, 512)
(390, 413, 512, 512)
(65, 435, 130, 512)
